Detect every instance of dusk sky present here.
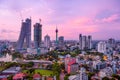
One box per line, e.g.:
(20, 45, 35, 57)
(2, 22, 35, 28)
(0, 0, 120, 41)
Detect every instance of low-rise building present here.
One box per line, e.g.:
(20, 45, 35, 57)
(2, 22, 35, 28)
(69, 67, 88, 80)
(0, 53, 12, 62)
(68, 63, 79, 74)
(99, 67, 113, 78)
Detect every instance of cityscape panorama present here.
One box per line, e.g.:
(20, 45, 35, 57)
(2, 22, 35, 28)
(0, 0, 120, 80)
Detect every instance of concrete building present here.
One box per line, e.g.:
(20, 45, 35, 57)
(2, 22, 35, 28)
(79, 34, 92, 50)
(93, 61, 106, 70)
(82, 36, 87, 50)
(79, 34, 82, 50)
(79, 67, 88, 80)
(17, 18, 31, 50)
(59, 36, 64, 45)
(99, 67, 113, 78)
(34, 22, 42, 48)
(44, 34, 51, 49)
(65, 57, 76, 73)
(87, 35, 92, 49)
(0, 53, 12, 62)
(69, 67, 88, 80)
(67, 63, 79, 74)
(97, 41, 107, 54)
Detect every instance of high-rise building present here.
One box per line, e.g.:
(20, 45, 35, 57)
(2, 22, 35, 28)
(79, 34, 82, 50)
(17, 18, 31, 50)
(108, 38, 115, 48)
(34, 23, 42, 48)
(79, 67, 88, 80)
(82, 36, 87, 50)
(79, 34, 92, 50)
(44, 34, 51, 48)
(59, 36, 64, 45)
(97, 41, 107, 54)
(87, 35, 92, 49)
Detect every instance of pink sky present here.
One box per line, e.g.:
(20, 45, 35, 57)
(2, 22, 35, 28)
(0, 0, 120, 41)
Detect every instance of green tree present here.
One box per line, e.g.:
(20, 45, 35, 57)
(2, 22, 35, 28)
(87, 72, 95, 80)
(52, 62, 61, 80)
(64, 74, 70, 80)
(102, 77, 109, 80)
(29, 68, 35, 74)
(27, 61, 34, 67)
(112, 74, 120, 80)
(7, 75, 13, 80)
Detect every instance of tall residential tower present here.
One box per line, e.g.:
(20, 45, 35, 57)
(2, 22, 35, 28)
(17, 18, 31, 50)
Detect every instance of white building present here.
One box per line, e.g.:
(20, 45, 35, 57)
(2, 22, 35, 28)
(79, 67, 88, 80)
(0, 53, 12, 62)
(93, 61, 106, 70)
(99, 67, 113, 78)
(44, 34, 51, 49)
(97, 41, 107, 54)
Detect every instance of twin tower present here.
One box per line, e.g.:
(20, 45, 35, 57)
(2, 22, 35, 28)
(17, 18, 42, 50)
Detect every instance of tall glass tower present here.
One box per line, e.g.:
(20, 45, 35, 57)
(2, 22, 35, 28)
(34, 23, 42, 48)
(17, 18, 31, 50)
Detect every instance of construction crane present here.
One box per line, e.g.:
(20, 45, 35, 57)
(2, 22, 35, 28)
(19, 11, 23, 22)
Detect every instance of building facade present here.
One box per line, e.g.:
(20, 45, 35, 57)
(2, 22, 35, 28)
(44, 35, 51, 49)
(87, 35, 92, 49)
(97, 41, 107, 54)
(34, 23, 42, 48)
(59, 36, 64, 45)
(79, 34, 92, 50)
(17, 18, 31, 50)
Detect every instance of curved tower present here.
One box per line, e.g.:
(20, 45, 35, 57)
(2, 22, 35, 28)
(17, 18, 31, 50)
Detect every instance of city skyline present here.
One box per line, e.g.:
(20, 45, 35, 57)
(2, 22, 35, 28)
(0, 0, 120, 41)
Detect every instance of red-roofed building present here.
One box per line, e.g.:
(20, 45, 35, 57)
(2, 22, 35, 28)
(68, 63, 79, 74)
(65, 57, 78, 73)
(13, 73, 27, 80)
(33, 73, 41, 80)
(46, 77, 54, 80)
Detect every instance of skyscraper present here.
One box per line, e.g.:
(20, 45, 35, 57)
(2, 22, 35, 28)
(17, 18, 31, 50)
(55, 27, 58, 44)
(34, 22, 42, 48)
(82, 36, 87, 50)
(59, 36, 64, 45)
(79, 34, 92, 50)
(44, 34, 51, 48)
(79, 34, 82, 50)
(87, 35, 92, 49)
